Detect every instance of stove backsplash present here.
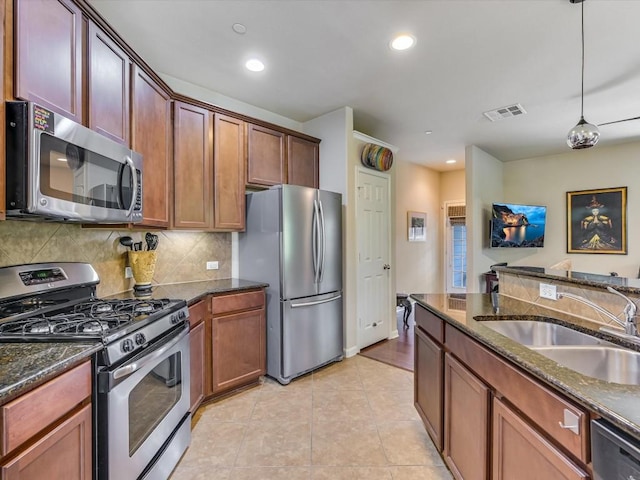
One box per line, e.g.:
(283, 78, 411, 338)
(0, 221, 231, 296)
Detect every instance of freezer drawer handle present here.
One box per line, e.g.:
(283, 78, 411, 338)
(291, 294, 342, 308)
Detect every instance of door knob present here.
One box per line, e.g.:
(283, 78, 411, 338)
(383, 264, 391, 270)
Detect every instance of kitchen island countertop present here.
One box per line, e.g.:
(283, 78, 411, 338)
(411, 293, 640, 440)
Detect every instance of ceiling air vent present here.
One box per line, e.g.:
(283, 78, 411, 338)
(483, 104, 527, 122)
(447, 205, 466, 218)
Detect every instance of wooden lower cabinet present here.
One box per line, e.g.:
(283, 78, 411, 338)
(189, 321, 205, 412)
(1, 404, 91, 480)
(444, 353, 489, 480)
(414, 327, 443, 450)
(205, 289, 266, 396)
(492, 397, 588, 480)
(0, 361, 92, 480)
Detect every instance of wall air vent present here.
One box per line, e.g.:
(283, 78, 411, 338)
(483, 104, 527, 122)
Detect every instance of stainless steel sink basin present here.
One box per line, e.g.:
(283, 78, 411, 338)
(480, 320, 609, 346)
(531, 346, 640, 385)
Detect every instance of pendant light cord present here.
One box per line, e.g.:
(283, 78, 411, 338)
(580, 1, 585, 118)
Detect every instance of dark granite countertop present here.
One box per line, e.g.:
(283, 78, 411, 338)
(0, 279, 266, 405)
(0, 342, 101, 405)
(108, 278, 269, 305)
(494, 265, 640, 295)
(411, 293, 640, 439)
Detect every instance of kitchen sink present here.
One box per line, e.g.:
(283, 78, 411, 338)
(531, 346, 640, 385)
(479, 320, 610, 346)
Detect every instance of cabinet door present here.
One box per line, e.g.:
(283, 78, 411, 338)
(189, 321, 205, 413)
(414, 327, 443, 451)
(492, 397, 588, 480)
(131, 65, 172, 228)
(208, 309, 266, 395)
(246, 124, 285, 186)
(15, 0, 83, 122)
(287, 135, 319, 188)
(213, 114, 245, 230)
(173, 102, 212, 229)
(444, 353, 489, 480)
(1, 404, 92, 480)
(87, 22, 130, 145)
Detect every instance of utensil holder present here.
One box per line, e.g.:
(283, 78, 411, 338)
(128, 250, 157, 295)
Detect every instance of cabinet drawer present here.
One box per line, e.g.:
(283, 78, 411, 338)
(415, 305, 444, 344)
(446, 325, 589, 463)
(211, 290, 264, 316)
(188, 299, 208, 328)
(1, 361, 91, 457)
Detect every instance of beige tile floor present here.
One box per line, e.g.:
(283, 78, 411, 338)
(171, 356, 453, 480)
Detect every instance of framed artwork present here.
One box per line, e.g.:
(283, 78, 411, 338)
(566, 187, 627, 254)
(408, 211, 427, 242)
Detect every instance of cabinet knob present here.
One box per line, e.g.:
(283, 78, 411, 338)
(383, 264, 391, 270)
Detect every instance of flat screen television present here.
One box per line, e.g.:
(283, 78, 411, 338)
(491, 203, 546, 248)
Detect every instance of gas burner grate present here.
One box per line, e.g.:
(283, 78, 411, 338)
(0, 313, 125, 336)
(74, 299, 171, 317)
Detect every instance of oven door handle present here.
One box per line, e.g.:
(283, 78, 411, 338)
(112, 326, 188, 381)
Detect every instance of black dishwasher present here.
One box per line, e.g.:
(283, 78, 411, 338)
(592, 419, 640, 480)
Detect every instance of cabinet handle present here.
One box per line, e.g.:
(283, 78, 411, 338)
(558, 409, 580, 435)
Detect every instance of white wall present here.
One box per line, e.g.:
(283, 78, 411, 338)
(466, 145, 504, 293)
(502, 141, 640, 278)
(394, 160, 441, 295)
(441, 170, 466, 203)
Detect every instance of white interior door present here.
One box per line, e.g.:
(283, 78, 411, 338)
(356, 168, 390, 349)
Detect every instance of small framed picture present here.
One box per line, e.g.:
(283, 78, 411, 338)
(408, 211, 427, 242)
(566, 186, 627, 254)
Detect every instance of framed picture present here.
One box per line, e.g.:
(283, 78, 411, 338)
(566, 186, 627, 254)
(408, 211, 427, 242)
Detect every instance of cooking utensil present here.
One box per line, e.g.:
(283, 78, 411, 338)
(119, 236, 134, 250)
(134, 242, 143, 252)
(148, 234, 159, 251)
(145, 232, 154, 251)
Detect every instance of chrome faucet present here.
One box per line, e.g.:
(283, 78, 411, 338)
(557, 287, 638, 336)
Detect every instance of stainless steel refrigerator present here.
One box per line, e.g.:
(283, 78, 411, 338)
(239, 184, 343, 385)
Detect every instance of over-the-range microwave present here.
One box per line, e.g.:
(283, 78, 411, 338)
(5, 101, 143, 223)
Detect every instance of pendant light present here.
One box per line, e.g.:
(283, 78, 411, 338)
(567, 0, 600, 149)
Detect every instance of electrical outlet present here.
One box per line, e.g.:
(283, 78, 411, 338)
(125, 267, 133, 279)
(539, 283, 557, 300)
(206, 261, 219, 270)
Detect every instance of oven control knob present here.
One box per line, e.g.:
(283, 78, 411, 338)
(134, 333, 147, 345)
(121, 339, 135, 353)
(178, 310, 187, 320)
(170, 314, 180, 324)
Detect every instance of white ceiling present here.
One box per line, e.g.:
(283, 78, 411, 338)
(88, 0, 640, 171)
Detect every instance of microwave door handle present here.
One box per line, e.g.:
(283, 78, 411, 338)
(121, 156, 137, 217)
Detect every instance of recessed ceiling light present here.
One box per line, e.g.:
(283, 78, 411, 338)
(424, 130, 433, 135)
(390, 34, 416, 51)
(245, 59, 265, 72)
(232, 23, 246, 34)
(446, 159, 457, 164)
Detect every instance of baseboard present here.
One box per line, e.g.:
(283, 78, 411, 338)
(389, 328, 399, 339)
(344, 345, 360, 358)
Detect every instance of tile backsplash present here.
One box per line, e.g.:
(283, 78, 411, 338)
(0, 220, 231, 296)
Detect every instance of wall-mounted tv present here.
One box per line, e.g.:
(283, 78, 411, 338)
(491, 203, 547, 248)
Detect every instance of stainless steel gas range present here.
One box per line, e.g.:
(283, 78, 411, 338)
(0, 262, 191, 480)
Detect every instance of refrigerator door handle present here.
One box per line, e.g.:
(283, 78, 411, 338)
(290, 294, 342, 308)
(312, 199, 320, 284)
(318, 199, 326, 283)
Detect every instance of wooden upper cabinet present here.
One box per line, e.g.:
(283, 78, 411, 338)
(287, 135, 319, 188)
(131, 66, 171, 228)
(87, 21, 130, 145)
(14, 0, 83, 123)
(247, 124, 285, 186)
(173, 101, 212, 229)
(213, 114, 246, 230)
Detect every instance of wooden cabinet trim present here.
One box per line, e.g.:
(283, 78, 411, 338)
(188, 299, 207, 329)
(445, 324, 589, 463)
(492, 397, 589, 480)
(189, 321, 205, 413)
(1, 403, 92, 480)
(211, 290, 265, 316)
(1, 361, 91, 457)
